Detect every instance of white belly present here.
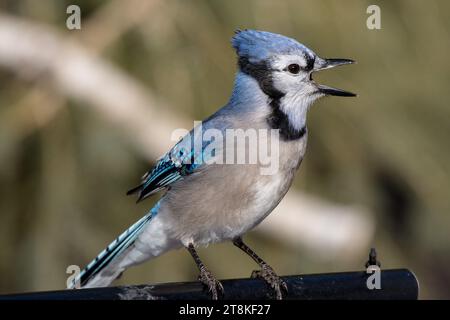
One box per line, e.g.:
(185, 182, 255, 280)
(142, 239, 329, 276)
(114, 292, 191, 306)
(137, 136, 307, 249)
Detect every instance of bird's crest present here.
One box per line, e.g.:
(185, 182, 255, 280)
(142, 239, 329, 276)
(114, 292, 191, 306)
(231, 29, 313, 63)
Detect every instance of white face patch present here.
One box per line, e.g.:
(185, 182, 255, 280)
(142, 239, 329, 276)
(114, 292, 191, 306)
(271, 54, 309, 70)
(268, 53, 324, 131)
(269, 53, 313, 93)
(279, 92, 318, 131)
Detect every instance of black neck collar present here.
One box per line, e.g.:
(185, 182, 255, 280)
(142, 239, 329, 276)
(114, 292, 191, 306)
(238, 57, 307, 141)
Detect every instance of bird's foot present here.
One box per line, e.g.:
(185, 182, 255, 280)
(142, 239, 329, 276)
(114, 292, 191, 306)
(251, 264, 288, 300)
(198, 267, 224, 300)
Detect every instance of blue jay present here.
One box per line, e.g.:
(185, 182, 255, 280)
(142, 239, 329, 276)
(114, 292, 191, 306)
(69, 30, 355, 299)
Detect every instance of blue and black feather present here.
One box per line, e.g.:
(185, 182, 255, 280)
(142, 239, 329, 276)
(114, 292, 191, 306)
(69, 207, 157, 288)
(127, 142, 204, 202)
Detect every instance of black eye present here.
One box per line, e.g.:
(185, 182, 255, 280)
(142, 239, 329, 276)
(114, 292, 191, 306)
(287, 64, 300, 74)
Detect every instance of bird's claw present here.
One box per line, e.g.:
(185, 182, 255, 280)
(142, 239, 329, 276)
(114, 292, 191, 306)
(198, 267, 224, 300)
(251, 264, 288, 300)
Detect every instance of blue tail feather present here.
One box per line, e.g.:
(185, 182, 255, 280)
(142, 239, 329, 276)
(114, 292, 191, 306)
(69, 203, 160, 288)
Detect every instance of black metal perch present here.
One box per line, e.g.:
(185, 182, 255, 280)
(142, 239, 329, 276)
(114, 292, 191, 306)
(0, 269, 418, 300)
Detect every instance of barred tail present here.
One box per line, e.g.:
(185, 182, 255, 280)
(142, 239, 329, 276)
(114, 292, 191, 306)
(69, 212, 154, 289)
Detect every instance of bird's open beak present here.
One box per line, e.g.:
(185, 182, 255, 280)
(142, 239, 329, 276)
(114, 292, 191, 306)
(312, 58, 356, 97)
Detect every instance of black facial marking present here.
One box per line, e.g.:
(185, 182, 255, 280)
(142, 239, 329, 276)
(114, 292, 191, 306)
(267, 99, 307, 141)
(305, 53, 315, 71)
(238, 56, 284, 99)
(238, 56, 307, 141)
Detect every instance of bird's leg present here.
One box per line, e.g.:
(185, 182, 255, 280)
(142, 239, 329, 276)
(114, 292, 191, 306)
(233, 237, 288, 300)
(186, 243, 224, 300)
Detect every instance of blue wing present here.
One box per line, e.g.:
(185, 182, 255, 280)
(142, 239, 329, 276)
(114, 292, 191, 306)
(127, 138, 207, 202)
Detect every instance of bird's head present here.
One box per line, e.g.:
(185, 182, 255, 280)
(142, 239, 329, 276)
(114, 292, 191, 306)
(232, 29, 356, 100)
(231, 30, 356, 137)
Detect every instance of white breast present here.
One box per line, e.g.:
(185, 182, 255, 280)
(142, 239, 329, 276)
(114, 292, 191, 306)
(236, 135, 308, 235)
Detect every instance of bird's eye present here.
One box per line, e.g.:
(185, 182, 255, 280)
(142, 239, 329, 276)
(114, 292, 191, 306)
(287, 64, 300, 74)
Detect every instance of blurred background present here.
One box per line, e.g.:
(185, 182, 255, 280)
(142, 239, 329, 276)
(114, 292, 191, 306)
(0, 0, 449, 299)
